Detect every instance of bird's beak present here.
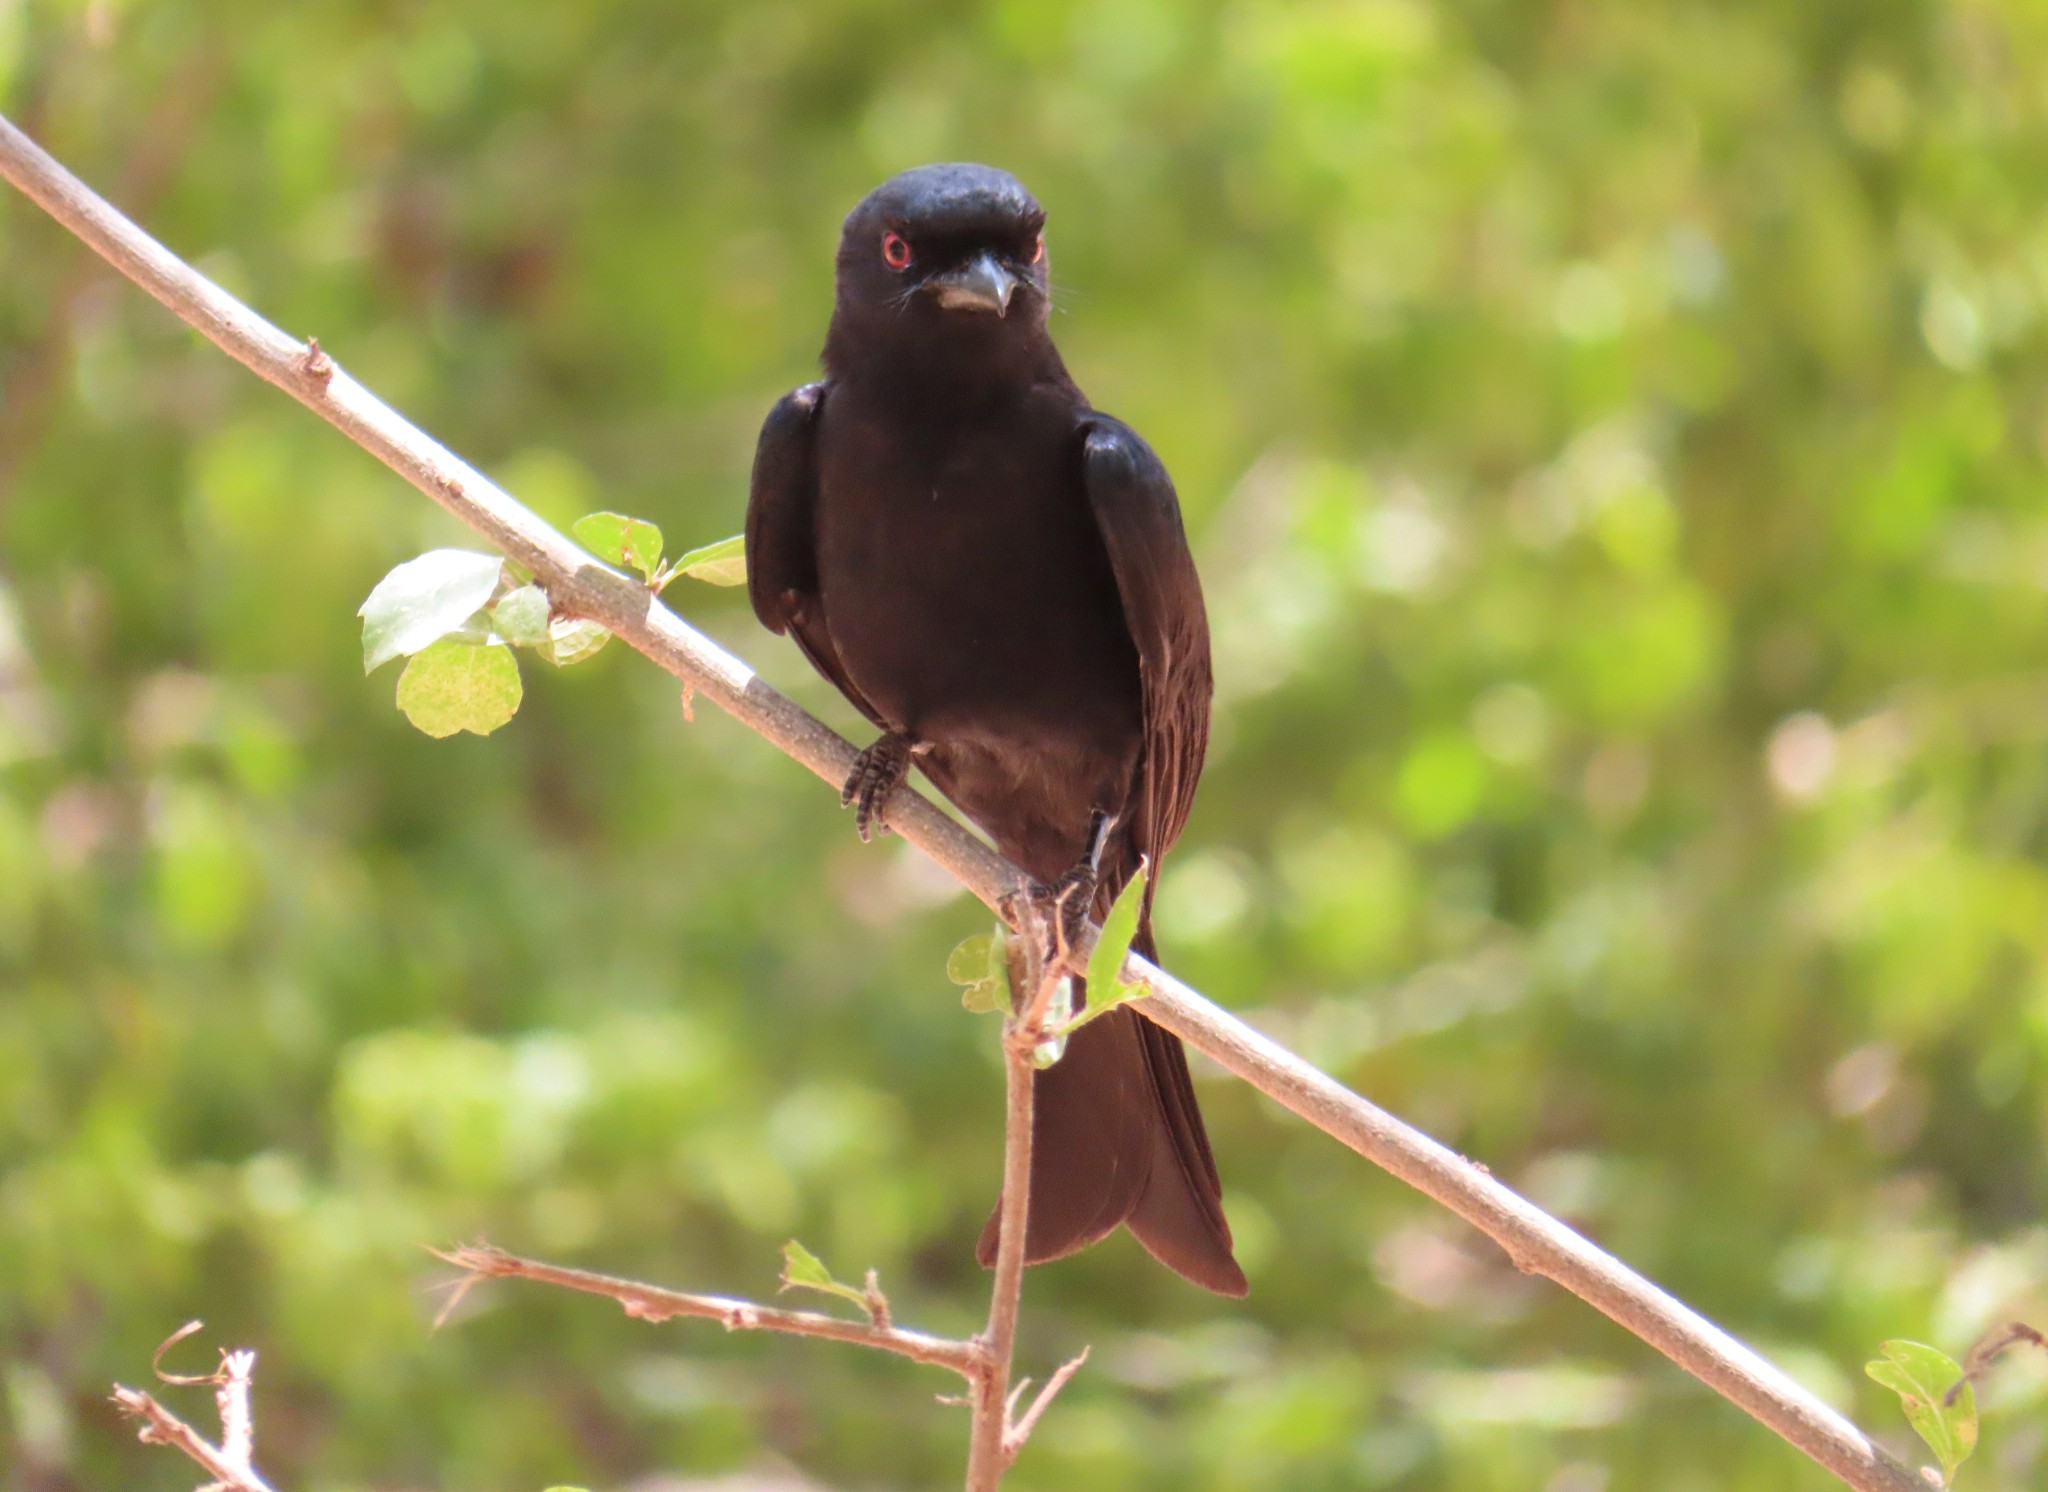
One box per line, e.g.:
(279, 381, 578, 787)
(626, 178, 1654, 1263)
(927, 252, 1018, 316)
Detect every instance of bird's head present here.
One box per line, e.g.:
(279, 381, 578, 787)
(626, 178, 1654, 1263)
(827, 164, 1054, 376)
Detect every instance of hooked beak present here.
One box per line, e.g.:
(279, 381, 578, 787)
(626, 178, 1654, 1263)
(926, 251, 1019, 316)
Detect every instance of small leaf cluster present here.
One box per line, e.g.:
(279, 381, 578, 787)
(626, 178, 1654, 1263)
(358, 549, 545, 739)
(358, 515, 745, 738)
(943, 866, 1153, 1067)
(571, 512, 746, 591)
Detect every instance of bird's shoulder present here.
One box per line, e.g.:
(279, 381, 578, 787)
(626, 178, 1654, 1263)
(745, 380, 833, 636)
(763, 379, 827, 433)
(1077, 411, 1185, 523)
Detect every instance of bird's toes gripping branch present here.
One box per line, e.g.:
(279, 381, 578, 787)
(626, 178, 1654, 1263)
(1002, 809, 1117, 976)
(840, 730, 917, 842)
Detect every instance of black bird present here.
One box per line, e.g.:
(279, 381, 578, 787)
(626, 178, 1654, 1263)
(745, 163, 1245, 1296)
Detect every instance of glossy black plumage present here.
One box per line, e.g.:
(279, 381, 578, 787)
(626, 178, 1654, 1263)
(746, 163, 1244, 1296)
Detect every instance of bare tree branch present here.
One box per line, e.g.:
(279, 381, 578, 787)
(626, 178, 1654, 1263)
(0, 112, 1923, 1492)
(437, 1243, 981, 1377)
(1005, 1347, 1090, 1460)
(444, 927, 1083, 1488)
(1947, 1321, 2048, 1406)
(112, 1324, 274, 1492)
(966, 912, 1069, 1487)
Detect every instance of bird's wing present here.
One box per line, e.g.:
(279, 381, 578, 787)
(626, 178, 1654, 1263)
(745, 383, 886, 730)
(1079, 414, 1213, 884)
(1072, 418, 1238, 1289)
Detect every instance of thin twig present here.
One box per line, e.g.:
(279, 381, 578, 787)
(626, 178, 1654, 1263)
(1946, 1321, 2048, 1406)
(112, 1387, 276, 1492)
(965, 1027, 1028, 1488)
(862, 1269, 893, 1330)
(436, 1243, 981, 1377)
(112, 1322, 274, 1492)
(965, 922, 1059, 1487)
(216, 1348, 257, 1471)
(0, 111, 1922, 1492)
(448, 916, 1075, 1488)
(968, 912, 1092, 1483)
(1006, 1347, 1090, 1458)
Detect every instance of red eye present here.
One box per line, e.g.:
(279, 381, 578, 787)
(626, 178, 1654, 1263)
(882, 231, 913, 270)
(1029, 234, 1045, 264)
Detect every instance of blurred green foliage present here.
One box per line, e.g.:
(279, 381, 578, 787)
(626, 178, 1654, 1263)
(6, 0, 2048, 1488)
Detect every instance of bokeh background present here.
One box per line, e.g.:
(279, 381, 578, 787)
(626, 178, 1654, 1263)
(6, 0, 2048, 1487)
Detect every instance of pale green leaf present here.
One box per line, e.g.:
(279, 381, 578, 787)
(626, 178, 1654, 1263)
(1084, 861, 1149, 998)
(394, 640, 523, 738)
(1077, 862, 1151, 1026)
(947, 929, 1010, 1015)
(538, 616, 611, 667)
(1866, 1339, 1976, 1486)
(778, 1240, 869, 1311)
(490, 584, 550, 647)
(573, 511, 664, 583)
(665, 534, 747, 588)
(358, 549, 505, 672)
(946, 932, 994, 986)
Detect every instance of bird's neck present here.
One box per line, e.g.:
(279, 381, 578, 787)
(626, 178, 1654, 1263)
(820, 315, 1068, 411)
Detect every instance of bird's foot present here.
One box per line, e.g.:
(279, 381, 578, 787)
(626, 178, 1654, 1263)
(1045, 864, 1099, 969)
(841, 731, 916, 842)
(999, 810, 1119, 973)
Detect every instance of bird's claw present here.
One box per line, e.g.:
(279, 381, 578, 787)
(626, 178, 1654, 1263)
(841, 731, 915, 842)
(993, 869, 1096, 987)
(1046, 862, 1099, 964)
(999, 842, 1109, 978)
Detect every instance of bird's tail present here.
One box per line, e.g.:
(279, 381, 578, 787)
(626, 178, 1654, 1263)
(974, 922, 1247, 1297)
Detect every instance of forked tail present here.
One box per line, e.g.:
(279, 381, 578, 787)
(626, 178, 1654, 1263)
(974, 924, 1246, 1296)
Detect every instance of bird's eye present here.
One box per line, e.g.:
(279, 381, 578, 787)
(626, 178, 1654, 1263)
(882, 232, 913, 270)
(1028, 234, 1045, 265)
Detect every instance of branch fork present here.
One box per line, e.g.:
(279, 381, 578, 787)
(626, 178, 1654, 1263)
(112, 1322, 274, 1492)
(425, 914, 1090, 1490)
(433, 1230, 1082, 1489)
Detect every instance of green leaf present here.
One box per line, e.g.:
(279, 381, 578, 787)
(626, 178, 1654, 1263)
(490, 584, 551, 647)
(358, 549, 505, 672)
(664, 534, 747, 588)
(538, 615, 610, 667)
(573, 511, 664, 583)
(946, 932, 994, 986)
(947, 929, 1010, 1015)
(394, 640, 523, 738)
(1866, 1340, 1976, 1486)
(778, 1240, 869, 1311)
(1077, 862, 1152, 1026)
